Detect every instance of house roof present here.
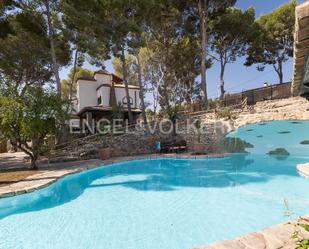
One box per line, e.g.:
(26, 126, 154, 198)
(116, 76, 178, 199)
(93, 69, 110, 76)
(94, 70, 122, 83)
(77, 70, 138, 88)
(96, 83, 140, 91)
(77, 106, 142, 116)
(76, 77, 96, 82)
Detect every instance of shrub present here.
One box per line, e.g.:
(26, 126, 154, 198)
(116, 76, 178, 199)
(216, 107, 234, 119)
(207, 99, 221, 110)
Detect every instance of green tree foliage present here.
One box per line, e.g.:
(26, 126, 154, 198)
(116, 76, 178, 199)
(180, 0, 237, 103)
(145, 1, 201, 111)
(0, 87, 68, 169)
(112, 49, 156, 124)
(6, 0, 71, 95)
(245, 1, 296, 84)
(60, 0, 111, 67)
(109, 0, 146, 124)
(0, 0, 14, 38)
(210, 7, 255, 98)
(0, 12, 69, 167)
(169, 36, 201, 105)
(61, 0, 138, 124)
(139, 48, 161, 115)
(112, 55, 138, 87)
(0, 13, 52, 95)
(1, 1, 71, 93)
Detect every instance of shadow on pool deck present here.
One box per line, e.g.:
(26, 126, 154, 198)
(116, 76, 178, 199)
(0, 153, 307, 220)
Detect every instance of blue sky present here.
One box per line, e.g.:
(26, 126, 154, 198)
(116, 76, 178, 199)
(60, 0, 297, 100)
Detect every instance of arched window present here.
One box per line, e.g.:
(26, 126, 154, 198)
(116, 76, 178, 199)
(122, 96, 133, 106)
(97, 96, 102, 105)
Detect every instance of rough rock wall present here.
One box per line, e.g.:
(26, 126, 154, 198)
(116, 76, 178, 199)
(52, 97, 308, 161)
(55, 121, 220, 160)
(226, 97, 309, 129)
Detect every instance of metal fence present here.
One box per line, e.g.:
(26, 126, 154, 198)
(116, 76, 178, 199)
(223, 82, 292, 107)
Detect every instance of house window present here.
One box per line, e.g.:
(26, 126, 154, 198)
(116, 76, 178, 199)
(98, 96, 102, 105)
(122, 96, 133, 106)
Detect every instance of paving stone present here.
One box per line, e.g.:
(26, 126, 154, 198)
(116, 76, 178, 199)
(208, 240, 246, 249)
(260, 230, 285, 249)
(236, 232, 266, 249)
(193, 219, 309, 249)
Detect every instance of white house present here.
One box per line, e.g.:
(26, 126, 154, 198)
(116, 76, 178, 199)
(71, 70, 141, 128)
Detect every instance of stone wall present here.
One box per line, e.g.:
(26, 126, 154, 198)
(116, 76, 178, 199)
(182, 96, 309, 154)
(232, 97, 309, 128)
(51, 97, 309, 161)
(53, 120, 220, 161)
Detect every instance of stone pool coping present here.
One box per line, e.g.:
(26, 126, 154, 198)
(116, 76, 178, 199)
(192, 215, 309, 249)
(0, 153, 226, 199)
(192, 163, 309, 249)
(297, 163, 309, 178)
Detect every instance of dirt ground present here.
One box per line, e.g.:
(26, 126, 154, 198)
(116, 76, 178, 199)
(0, 152, 40, 186)
(0, 169, 40, 186)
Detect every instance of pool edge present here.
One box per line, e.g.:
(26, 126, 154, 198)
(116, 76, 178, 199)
(297, 163, 309, 178)
(192, 214, 309, 249)
(0, 153, 228, 199)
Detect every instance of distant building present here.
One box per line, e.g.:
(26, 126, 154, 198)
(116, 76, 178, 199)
(71, 70, 141, 129)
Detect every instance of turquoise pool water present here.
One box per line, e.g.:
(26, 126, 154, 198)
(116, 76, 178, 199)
(227, 120, 309, 156)
(0, 120, 309, 249)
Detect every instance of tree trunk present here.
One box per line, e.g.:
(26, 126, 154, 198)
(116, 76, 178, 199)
(30, 158, 39, 170)
(136, 52, 147, 125)
(273, 60, 284, 84)
(163, 85, 171, 111)
(44, 0, 61, 97)
(153, 88, 158, 117)
(278, 60, 283, 84)
(31, 138, 40, 170)
(11, 140, 39, 170)
(198, 0, 209, 105)
(70, 49, 78, 100)
(220, 60, 226, 99)
(121, 47, 134, 124)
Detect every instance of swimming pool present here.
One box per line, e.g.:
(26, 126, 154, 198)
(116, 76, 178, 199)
(0, 120, 309, 249)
